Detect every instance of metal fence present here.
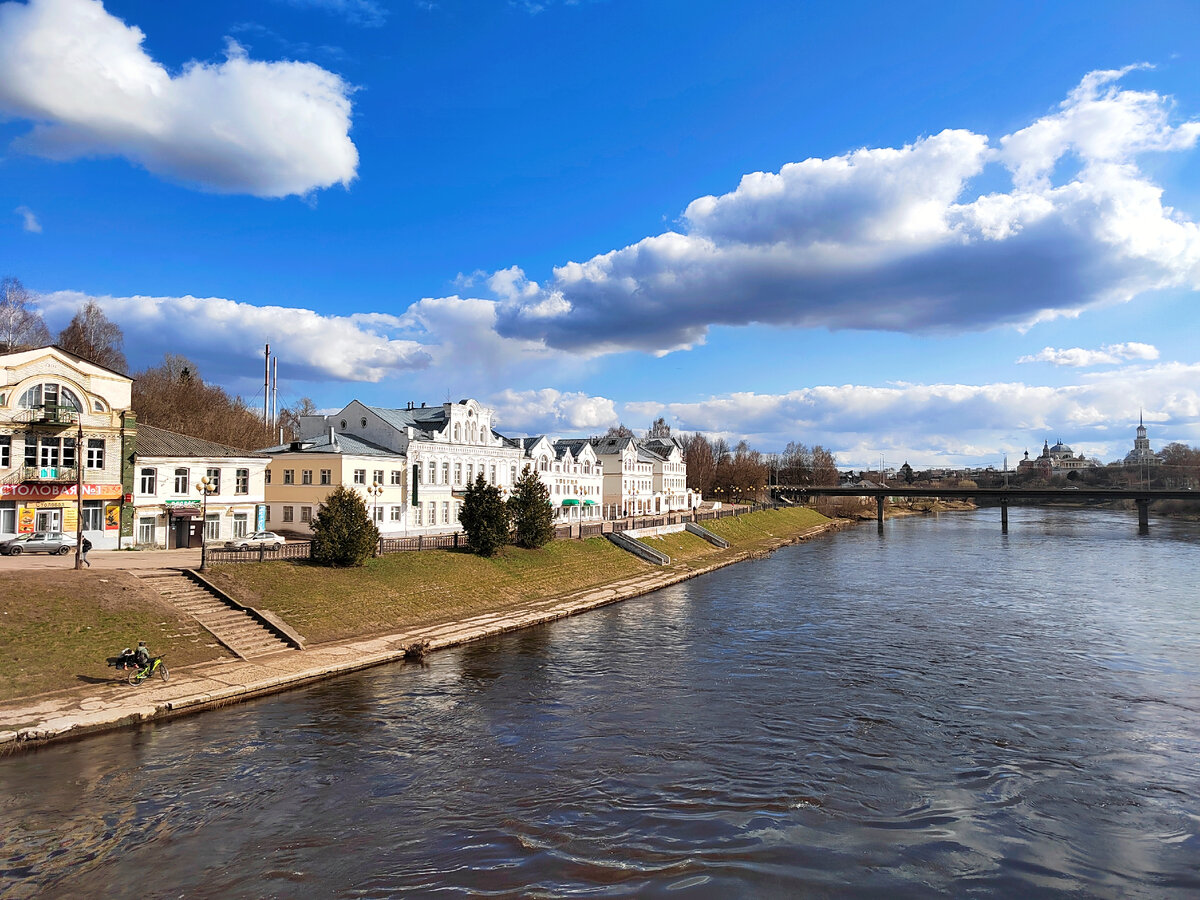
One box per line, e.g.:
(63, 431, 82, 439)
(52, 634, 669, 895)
(207, 503, 777, 564)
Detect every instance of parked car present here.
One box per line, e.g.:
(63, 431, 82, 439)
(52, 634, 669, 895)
(224, 531, 285, 551)
(0, 532, 77, 555)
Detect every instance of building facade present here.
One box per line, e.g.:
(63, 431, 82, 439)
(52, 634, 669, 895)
(517, 437, 605, 522)
(1123, 414, 1162, 468)
(0, 346, 134, 548)
(130, 424, 269, 549)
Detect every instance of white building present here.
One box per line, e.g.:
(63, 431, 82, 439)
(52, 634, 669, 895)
(130, 424, 269, 549)
(0, 346, 133, 548)
(287, 398, 526, 535)
(516, 437, 605, 522)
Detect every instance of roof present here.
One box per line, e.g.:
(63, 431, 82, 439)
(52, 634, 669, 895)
(260, 431, 399, 458)
(135, 424, 268, 459)
(367, 404, 448, 435)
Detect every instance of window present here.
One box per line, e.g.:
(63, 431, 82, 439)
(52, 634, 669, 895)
(204, 514, 219, 541)
(82, 501, 104, 530)
(140, 467, 157, 495)
(87, 438, 104, 469)
(417, 502, 424, 525)
(137, 517, 156, 545)
(340, 419, 347, 429)
(264, 506, 271, 524)
(39, 438, 60, 469)
(490, 465, 497, 483)
(320, 469, 331, 485)
(373, 506, 383, 523)
(302, 469, 312, 485)
(442, 501, 450, 524)
(300, 506, 312, 523)
(454, 462, 462, 485)
(442, 462, 450, 485)
(467, 464, 474, 483)
(391, 505, 402, 521)
(264, 468, 272, 485)
(428, 461, 436, 484)
(282, 506, 294, 523)
(93, 399, 104, 412)
(233, 513, 248, 537)
(17, 382, 83, 412)
(511, 465, 517, 483)
(25, 439, 36, 467)
(0, 436, 8, 468)
(354, 469, 366, 484)
(62, 437, 76, 468)
(283, 469, 294, 485)
(390, 470, 402, 485)
(236, 469, 249, 494)
(360, 417, 367, 428)
(373, 469, 384, 485)
(206, 468, 221, 493)
(174, 468, 189, 493)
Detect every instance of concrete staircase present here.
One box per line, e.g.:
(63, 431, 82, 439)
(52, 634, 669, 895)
(137, 570, 294, 660)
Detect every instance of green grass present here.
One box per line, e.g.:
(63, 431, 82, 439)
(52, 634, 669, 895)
(0, 571, 233, 701)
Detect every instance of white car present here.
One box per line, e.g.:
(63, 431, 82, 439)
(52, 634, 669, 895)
(224, 531, 285, 551)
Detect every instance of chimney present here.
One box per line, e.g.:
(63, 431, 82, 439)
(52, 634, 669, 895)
(421, 402, 426, 408)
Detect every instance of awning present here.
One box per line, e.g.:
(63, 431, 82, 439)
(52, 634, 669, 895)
(167, 506, 202, 517)
(561, 499, 580, 506)
(583, 500, 596, 505)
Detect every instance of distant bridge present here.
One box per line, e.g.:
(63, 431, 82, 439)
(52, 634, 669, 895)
(771, 486, 1197, 534)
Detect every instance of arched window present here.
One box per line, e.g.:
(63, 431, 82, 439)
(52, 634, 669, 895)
(340, 419, 347, 429)
(454, 423, 461, 441)
(18, 382, 83, 412)
(361, 417, 367, 428)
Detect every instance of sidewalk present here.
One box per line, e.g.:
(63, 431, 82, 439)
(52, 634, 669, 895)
(0, 559, 732, 750)
(0, 547, 203, 570)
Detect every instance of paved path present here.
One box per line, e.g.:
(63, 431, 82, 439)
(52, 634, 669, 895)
(0, 524, 836, 751)
(0, 548, 203, 570)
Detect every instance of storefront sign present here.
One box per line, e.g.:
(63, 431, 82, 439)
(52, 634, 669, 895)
(18, 507, 35, 533)
(0, 483, 123, 500)
(105, 503, 120, 530)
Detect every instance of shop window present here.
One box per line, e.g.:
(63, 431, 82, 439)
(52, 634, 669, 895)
(137, 517, 156, 545)
(82, 501, 104, 530)
(233, 513, 248, 537)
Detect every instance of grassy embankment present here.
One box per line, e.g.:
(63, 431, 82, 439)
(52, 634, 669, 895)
(1, 506, 829, 701)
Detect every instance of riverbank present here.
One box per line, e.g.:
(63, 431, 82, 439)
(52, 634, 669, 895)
(1, 507, 839, 752)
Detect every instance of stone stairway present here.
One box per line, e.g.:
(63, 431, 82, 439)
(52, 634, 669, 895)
(137, 570, 295, 660)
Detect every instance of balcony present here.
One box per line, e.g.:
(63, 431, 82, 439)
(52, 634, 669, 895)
(13, 404, 80, 428)
(18, 466, 80, 484)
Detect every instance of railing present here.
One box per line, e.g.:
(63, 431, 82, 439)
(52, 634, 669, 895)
(206, 504, 779, 564)
(16, 465, 79, 484)
(13, 405, 79, 427)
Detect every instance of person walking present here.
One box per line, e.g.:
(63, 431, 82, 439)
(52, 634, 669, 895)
(81, 535, 92, 567)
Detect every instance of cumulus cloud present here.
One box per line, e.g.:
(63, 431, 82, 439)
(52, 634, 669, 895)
(493, 68, 1200, 354)
(0, 0, 358, 197)
(642, 362, 1200, 468)
(489, 387, 619, 434)
(37, 290, 429, 381)
(14, 204, 40, 232)
(1017, 342, 1160, 367)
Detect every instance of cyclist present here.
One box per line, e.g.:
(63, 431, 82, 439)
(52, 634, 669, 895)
(134, 641, 152, 668)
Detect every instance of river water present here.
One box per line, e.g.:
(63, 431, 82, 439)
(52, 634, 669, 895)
(3, 508, 1199, 898)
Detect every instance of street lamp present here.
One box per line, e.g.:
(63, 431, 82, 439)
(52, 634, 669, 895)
(366, 481, 384, 555)
(195, 475, 217, 570)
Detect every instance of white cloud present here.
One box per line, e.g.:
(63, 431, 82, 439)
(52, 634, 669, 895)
(37, 290, 430, 381)
(0, 0, 358, 198)
(642, 362, 1200, 468)
(488, 388, 618, 434)
(14, 204, 41, 232)
(493, 68, 1200, 354)
(1017, 342, 1160, 367)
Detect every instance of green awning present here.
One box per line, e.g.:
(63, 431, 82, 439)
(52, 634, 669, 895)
(561, 499, 580, 506)
(583, 500, 596, 506)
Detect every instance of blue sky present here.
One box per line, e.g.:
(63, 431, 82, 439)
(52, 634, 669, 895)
(2, 0, 1199, 469)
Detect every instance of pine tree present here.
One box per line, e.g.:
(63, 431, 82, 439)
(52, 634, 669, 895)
(310, 485, 379, 566)
(459, 473, 510, 556)
(509, 465, 554, 549)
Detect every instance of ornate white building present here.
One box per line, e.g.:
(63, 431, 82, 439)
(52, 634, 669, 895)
(1123, 414, 1161, 468)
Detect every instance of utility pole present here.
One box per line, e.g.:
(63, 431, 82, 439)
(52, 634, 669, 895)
(74, 415, 84, 570)
(263, 343, 270, 427)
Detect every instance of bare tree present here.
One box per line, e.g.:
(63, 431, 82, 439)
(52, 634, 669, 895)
(646, 416, 671, 439)
(680, 432, 716, 495)
(278, 396, 318, 443)
(57, 300, 127, 372)
(0, 277, 51, 352)
(597, 423, 635, 440)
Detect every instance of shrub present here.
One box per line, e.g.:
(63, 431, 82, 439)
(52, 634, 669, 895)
(459, 473, 510, 556)
(310, 485, 379, 567)
(509, 465, 555, 549)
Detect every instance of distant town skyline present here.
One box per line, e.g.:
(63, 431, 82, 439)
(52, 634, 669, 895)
(3, 0, 1199, 468)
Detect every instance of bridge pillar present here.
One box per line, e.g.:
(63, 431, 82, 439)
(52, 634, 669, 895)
(1001, 499, 1008, 534)
(876, 496, 885, 533)
(1136, 498, 1150, 535)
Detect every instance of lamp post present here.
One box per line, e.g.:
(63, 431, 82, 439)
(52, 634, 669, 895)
(195, 475, 217, 570)
(367, 481, 383, 555)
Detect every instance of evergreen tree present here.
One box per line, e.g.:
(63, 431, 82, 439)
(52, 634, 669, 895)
(509, 465, 554, 549)
(459, 473, 510, 556)
(310, 485, 379, 567)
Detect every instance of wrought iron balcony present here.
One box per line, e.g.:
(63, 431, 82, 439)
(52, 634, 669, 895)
(13, 404, 80, 427)
(18, 465, 79, 484)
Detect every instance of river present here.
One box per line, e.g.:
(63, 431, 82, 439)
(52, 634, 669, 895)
(2, 507, 1199, 898)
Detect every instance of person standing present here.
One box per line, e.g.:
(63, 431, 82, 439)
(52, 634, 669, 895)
(81, 535, 92, 567)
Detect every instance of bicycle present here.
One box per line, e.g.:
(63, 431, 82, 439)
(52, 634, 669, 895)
(128, 655, 169, 685)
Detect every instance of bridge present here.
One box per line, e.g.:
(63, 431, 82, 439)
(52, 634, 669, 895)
(771, 485, 1198, 534)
